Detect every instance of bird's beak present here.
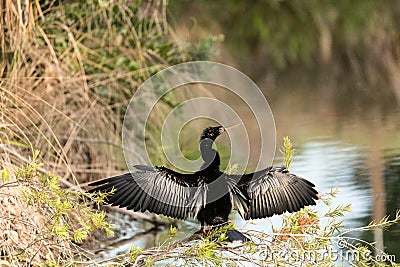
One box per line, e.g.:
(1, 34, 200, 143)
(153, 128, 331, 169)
(224, 123, 241, 131)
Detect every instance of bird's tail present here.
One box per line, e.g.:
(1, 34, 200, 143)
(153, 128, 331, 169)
(226, 229, 249, 242)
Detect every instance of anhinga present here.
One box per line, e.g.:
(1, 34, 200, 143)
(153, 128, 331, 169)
(88, 125, 318, 242)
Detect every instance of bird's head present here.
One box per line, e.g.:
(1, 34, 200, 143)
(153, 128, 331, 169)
(200, 124, 240, 141)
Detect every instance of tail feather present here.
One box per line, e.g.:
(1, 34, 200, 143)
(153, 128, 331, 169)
(226, 229, 249, 242)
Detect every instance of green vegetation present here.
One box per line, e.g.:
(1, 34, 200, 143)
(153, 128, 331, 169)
(129, 244, 143, 262)
(170, 0, 400, 71)
(96, 194, 400, 266)
(0, 151, 113, 266)
(280, 136, 295, 170)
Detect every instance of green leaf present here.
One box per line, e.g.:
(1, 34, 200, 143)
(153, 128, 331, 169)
(280, 136, 295, 170)
(1, 168, 10, 182)
(129, 245, 142, 261)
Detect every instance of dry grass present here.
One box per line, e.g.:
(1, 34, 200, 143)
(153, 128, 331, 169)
(1, 0, 191, 182)
(0, 0, 198, 265)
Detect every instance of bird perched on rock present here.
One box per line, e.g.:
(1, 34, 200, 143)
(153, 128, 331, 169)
(88, 124, 319, 242)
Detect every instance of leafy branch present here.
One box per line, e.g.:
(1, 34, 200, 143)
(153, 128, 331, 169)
(92, 186, 400, 267)
(0, 151, 114, 266)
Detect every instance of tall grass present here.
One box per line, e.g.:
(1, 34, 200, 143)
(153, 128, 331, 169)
(1, 0, 196, 181)
(0, 1, 206, 265)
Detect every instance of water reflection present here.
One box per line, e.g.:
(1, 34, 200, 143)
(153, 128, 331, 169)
(271, 64, 399, 266)
(268, 81, 400, 260)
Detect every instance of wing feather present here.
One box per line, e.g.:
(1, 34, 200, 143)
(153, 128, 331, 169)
(88, 166, 199, 220)
(110, 184, 135, 206)
(228, 166, 318, 220)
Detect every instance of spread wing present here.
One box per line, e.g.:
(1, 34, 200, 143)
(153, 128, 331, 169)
(88, 165, 200, 220)
(227, 166, 318, 220)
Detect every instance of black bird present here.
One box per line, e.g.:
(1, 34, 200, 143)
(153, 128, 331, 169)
(88, 125, 319, 242)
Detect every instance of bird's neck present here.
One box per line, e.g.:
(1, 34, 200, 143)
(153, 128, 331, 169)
(199, 138, 220, 172)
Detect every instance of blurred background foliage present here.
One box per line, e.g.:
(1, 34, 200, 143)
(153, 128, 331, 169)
(170, 0, 400, 105)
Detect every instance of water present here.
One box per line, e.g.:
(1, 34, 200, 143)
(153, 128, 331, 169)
(265, 80, 400, 260)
